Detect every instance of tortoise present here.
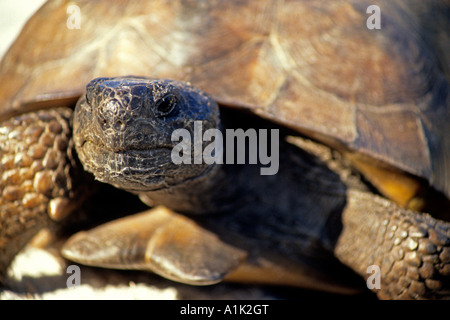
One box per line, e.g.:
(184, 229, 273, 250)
(0, 0, 449, 300)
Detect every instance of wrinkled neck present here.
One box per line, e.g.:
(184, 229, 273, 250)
(137, 163, 236, 215)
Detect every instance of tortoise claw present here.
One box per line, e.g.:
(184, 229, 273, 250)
(61, 207, 247, 285)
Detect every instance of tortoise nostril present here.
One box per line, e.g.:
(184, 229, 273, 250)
(114, 120, 126, 131)
(98, 117, 109, 129)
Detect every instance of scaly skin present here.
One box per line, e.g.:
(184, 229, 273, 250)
(0, 108, 83, 280)
(335, 190, 450, 299)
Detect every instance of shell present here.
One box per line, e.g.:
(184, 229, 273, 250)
(0, 0, 449, 198)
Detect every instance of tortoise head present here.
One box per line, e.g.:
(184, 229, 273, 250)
(73, 76, 220, 192)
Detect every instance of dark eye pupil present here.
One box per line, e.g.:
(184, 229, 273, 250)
(156, 95, 176, 116)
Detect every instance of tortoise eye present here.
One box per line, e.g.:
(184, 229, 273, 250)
(155, 94, 177, 117)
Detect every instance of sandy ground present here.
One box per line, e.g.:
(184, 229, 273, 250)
(2, 245, 286, 300)
(0, 0, 46, 59)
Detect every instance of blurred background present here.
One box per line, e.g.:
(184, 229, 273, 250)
(0, 0, 46, 59)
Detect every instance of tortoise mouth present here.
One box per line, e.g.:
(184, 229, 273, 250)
(77, 139, 212, 192)
(77, 134, 175, 157)
(77, 140, 172, 189)
(110, 144, 175, 159)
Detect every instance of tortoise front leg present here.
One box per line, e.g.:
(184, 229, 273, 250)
(61, 206, 364, 295)
(62, 206, 247, 285)
(0, 108, 85, 281)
